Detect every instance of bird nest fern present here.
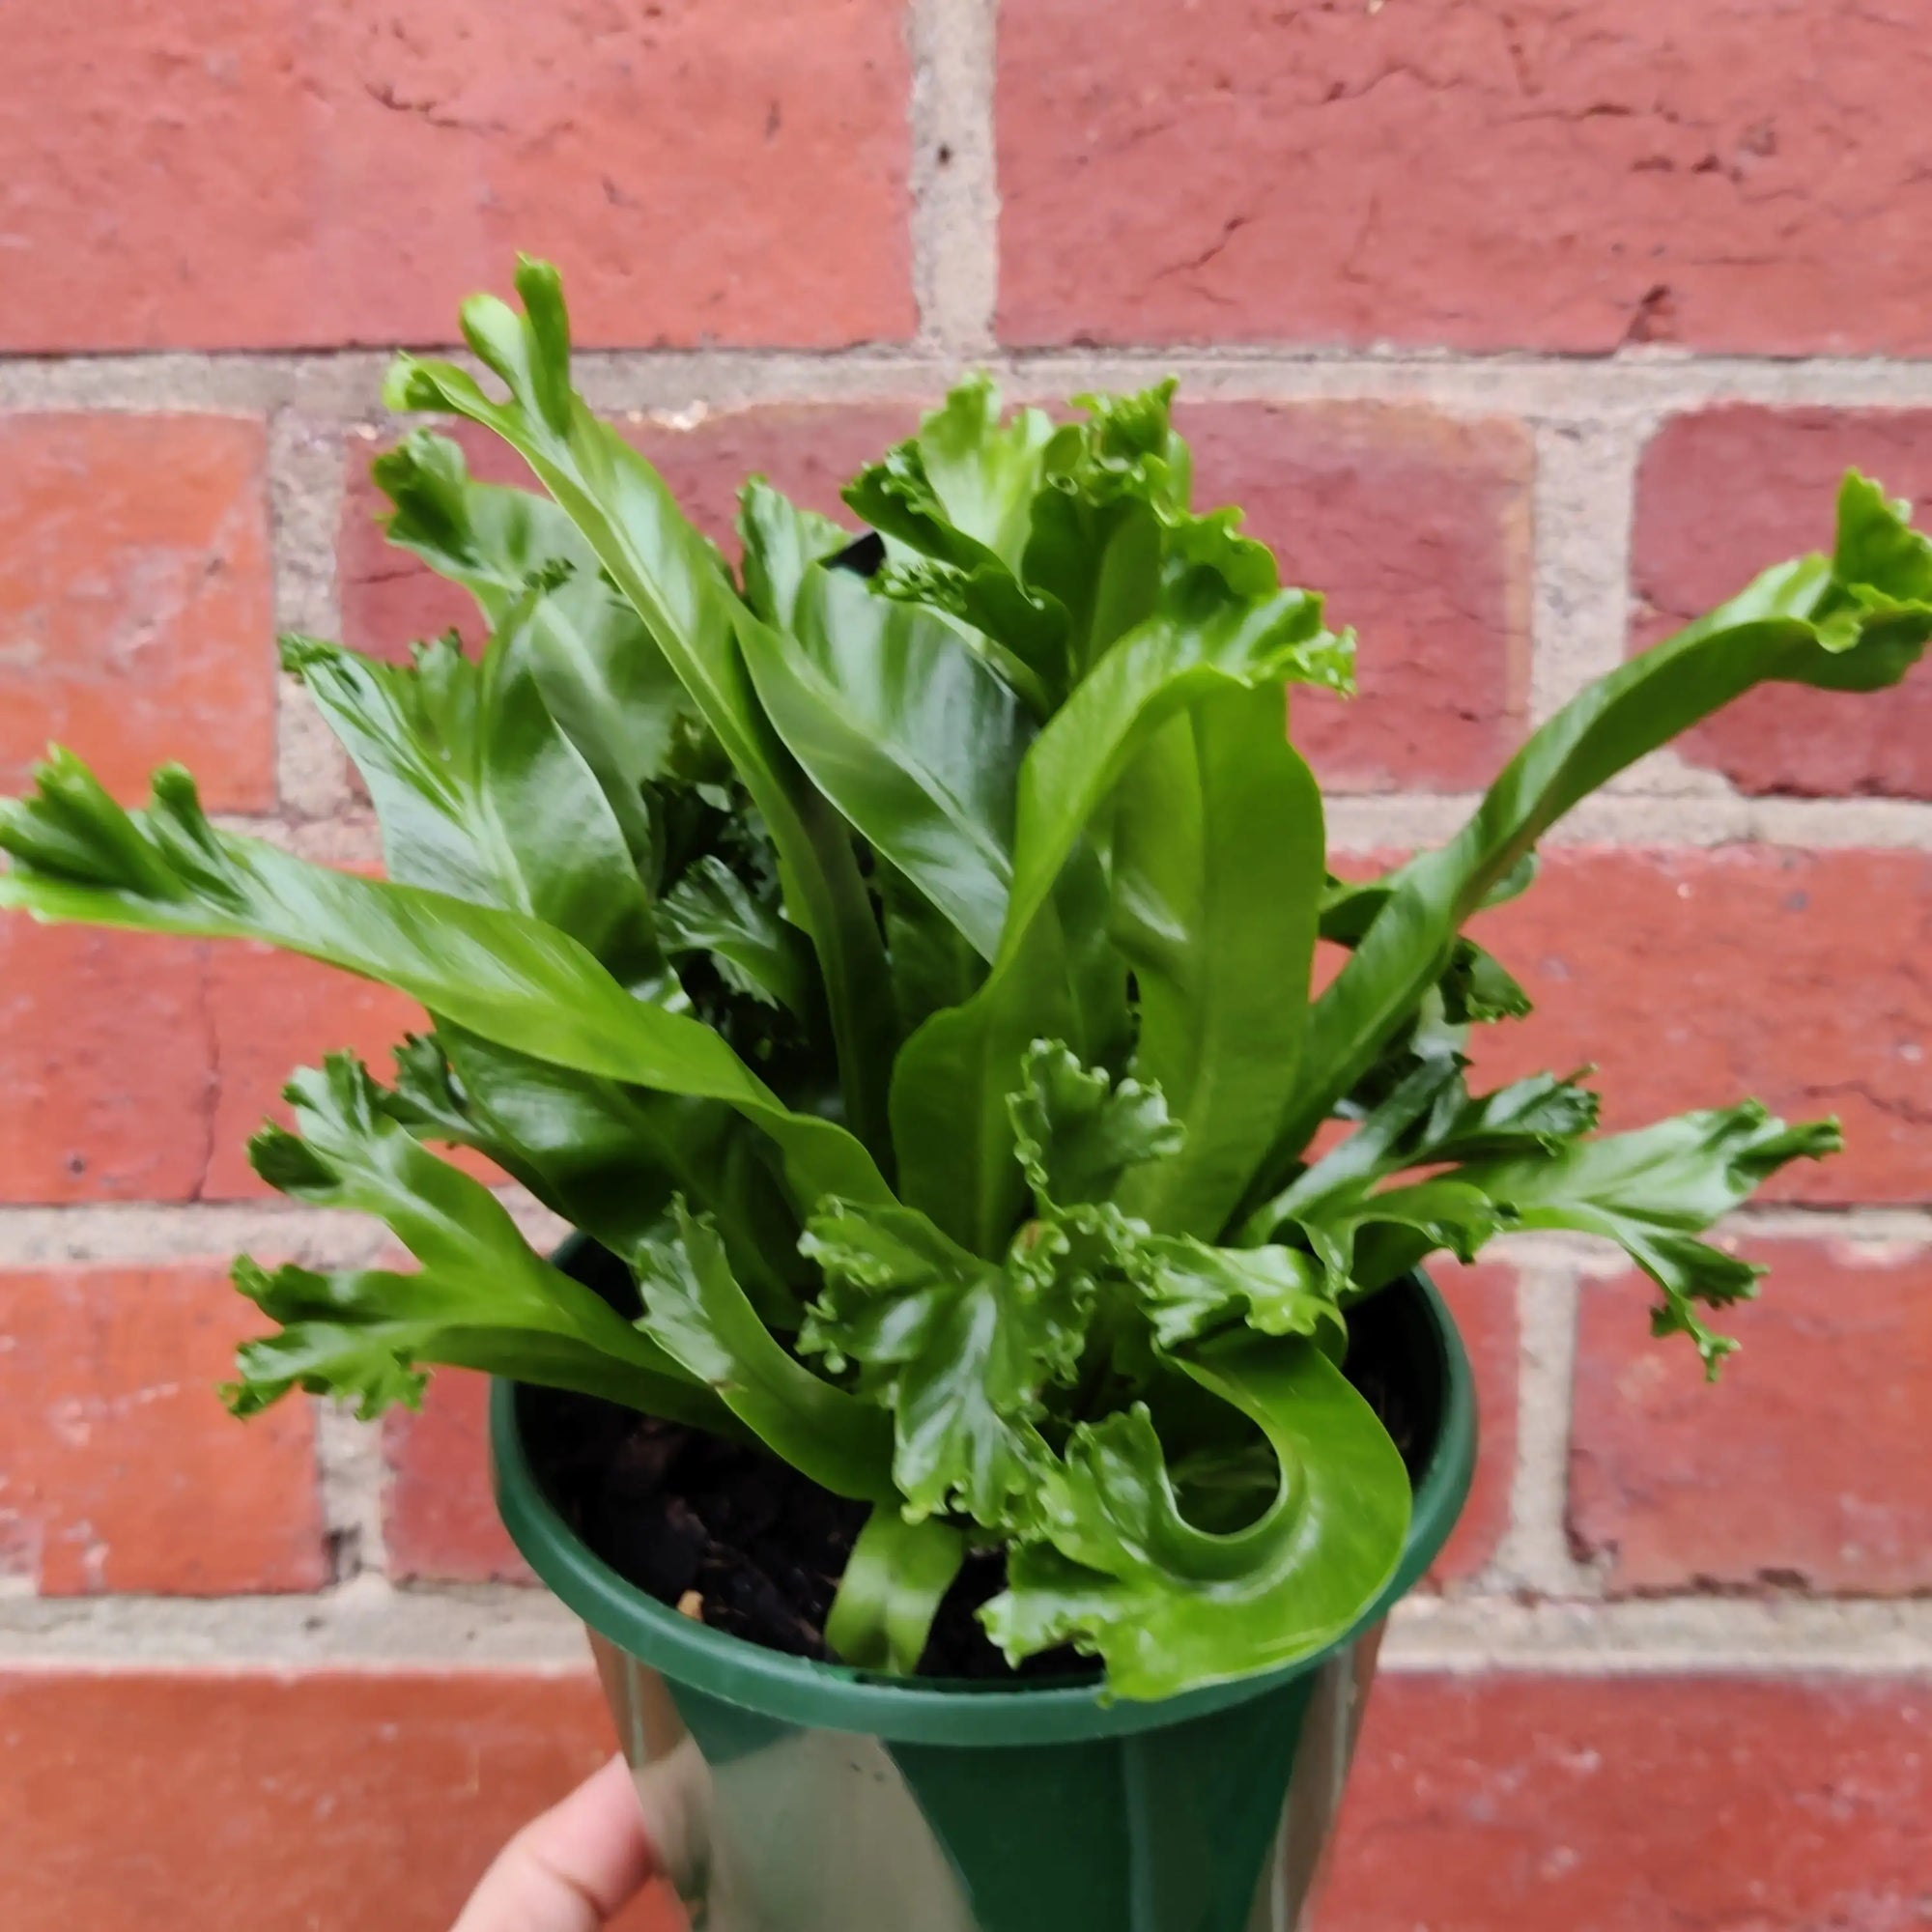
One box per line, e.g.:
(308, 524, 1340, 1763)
(4, 259, 1928, 1698)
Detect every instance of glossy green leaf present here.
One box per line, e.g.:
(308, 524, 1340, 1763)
(734, 480, 854, 630)
(1021, 383, 1196, 680)
(280, 617, 667, 998)
(373, 427, 698, 853)
(659, 855, 815, 1013)
(1008, 1039, 1181, 1210)
(983, 1329, 1409, 1699)
(1111, 682, 1326, 1236)
(223, 1055, 722, 1429)
(1123, 1236, 1342, 1352)
(440, 1028, 793, 1292)
(1252, 1059, 1598, 1236)
(735, 505, 1033, 961)
(877, 861, 987, 1037)
(281, 608, 777, 1267)
(1321, 872, 1532, 1029)
(890, 546, 1349, 1254)
(1455, 1102, 1841, 1374)
(843, 379, 1065, 704)
(799, 1199, 1084, 1528)
(823, 1507, 969, 1675)
(1256, 1051, 1837, 1369)
(634, 1203, 895, 1501)
(879, 376, 1059, 573)
(386, 260, 897, 1163)
(1245, 1059, 1590, 1293)
(888, 853, 1123, 1256)
(1418, 1068, 1602, 1164)
(380, 1022, 796, 1316)
(0, 755, 888, 1214)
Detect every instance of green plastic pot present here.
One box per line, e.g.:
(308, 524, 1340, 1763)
(491, 1264, 1475, 1932)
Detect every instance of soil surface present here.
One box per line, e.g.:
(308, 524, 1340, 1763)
(522, 1387, 1075, 1678)
(522, 1243, 1436, 1683)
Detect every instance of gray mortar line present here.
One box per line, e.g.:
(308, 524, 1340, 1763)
(314, 1401, 389, 1583)
(0, 353, 393, 415)
(1383, 1594, 1932, 1675)
(905, 0, 1000, 356)
(1724, 1206, 1932, 1248)
(0, 1205, 395, 1268)
(1324, 790, 1932, 850)
(267, 409, 356, 819)
(4, 1582, 1930, 1673)
(1528, 417, 1646, 726)
(0, 1577, 589, 1668)
(1492, 1262, 1601, 1599)
(993, 349, 1932, 421)
(13, 345, 1932, 419)
(0, 1191, 568, 1268)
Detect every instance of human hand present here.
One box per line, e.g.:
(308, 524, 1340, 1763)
(454, 1753, 658, 1931)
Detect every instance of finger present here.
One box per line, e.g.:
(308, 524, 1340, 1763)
(453, 1753, 657, 1932)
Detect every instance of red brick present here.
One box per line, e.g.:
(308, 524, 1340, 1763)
(0, 923, 422, 1205)
(0, 924, 212, 1204)
(0, 414, 273, 810)
(0, 1669, 679, 1932)
(0, 1266, 324, 1594)
(1001, 1, 1932, 355)
(384, 1372, 531, 1584)
(1634, 407, 1932, 798)
(1572, 1239, 1932, 1595)
(1319, 1674, 1932, 1931)
(1465, 847, 1932, 1205)
(1184, 405, 1532, 789)
(1426, 1260, 1517, 1588)
(341, 406, 923, 661)
(0, 1, 910, 353)
(203, 944, 424, 1201)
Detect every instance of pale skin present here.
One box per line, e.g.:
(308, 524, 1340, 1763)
(454, 1754, 658, 1932)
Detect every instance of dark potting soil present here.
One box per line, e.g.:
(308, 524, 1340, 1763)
(520, 1242, 1437, 1684)
(521, 1385, 1068, 1678)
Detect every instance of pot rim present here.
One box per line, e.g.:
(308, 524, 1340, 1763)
(490, 1267, 1475, 1747)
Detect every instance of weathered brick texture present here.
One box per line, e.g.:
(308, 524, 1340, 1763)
(1634, 406, 1932, 797)
(1184, 404, 1533, 791)
(999, 0, 1932, 355)
(1467, 846, 1932, 1205)
(1423, 1260, 1518, 1588)
(1319, 1674, 1932, 1931)
(0, 1266, 324, 1594)
(384, 1373, 531, 1585)
(0, 1, 913, 353)
(1573, 1240, 1932, 1595)
(0, 1670, 679, 1931)
(0, 923, 420, 1205)
(0, 414, 274, 810)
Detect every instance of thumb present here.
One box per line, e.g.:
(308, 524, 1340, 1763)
(453, 1753, 657, 1932)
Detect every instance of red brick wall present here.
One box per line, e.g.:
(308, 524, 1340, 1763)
(3, 6, 1929, 1928)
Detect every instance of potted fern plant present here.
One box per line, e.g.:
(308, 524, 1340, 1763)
(3, 259, 1926, 1932)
